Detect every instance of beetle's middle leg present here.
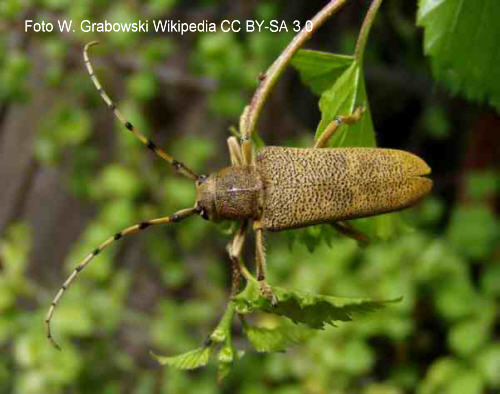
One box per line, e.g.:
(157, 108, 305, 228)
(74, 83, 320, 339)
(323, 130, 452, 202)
(226, 221, 250, 296)
(254, 223, 277, 305)
(314, 106, 365, 148)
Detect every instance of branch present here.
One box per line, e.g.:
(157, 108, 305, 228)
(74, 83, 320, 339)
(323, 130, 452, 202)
(241, 0, 348, 140)
(354, 0, 384, 62)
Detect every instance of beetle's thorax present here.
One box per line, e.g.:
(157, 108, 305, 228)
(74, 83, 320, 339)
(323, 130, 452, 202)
(195, 166, 263, 221)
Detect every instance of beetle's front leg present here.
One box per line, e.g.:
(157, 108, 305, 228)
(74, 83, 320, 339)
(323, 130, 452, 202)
(314, 106, 365, 148)
(227, 136, 243, 166)
(241, 138, 253, 165)
(254, 223, 277, 306)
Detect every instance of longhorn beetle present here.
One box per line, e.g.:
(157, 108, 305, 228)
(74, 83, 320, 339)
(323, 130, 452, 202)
(45, 41, 432, 349)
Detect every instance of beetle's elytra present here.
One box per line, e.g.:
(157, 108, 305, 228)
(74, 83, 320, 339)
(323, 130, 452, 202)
(45, 41, 432, 349)
(197, 146, 432, 231)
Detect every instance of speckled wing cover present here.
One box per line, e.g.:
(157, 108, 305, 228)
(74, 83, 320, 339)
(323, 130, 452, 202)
(256, 146, 432, 231)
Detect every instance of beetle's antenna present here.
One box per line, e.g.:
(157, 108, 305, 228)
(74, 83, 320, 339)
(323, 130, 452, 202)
(83, 41, 199, 181)
(45, 207, 198, 350)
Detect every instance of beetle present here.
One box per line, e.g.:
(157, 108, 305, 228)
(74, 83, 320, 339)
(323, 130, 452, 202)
(45, 41, 432, 349)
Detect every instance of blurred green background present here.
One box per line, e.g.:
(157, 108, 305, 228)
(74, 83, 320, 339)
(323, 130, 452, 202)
(0, 0, 498, 393)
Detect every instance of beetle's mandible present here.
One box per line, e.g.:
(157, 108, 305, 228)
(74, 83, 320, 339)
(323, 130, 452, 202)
(45, 42, 432, 349)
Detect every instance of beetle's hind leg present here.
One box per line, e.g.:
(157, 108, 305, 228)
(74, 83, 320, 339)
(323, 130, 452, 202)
(331, 221, 370, 245)
(314, 106, 365, 148)
(253, 223, 277, 306)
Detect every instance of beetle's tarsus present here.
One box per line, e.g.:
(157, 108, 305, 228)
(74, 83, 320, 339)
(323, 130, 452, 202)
(259, 280, 278, 307)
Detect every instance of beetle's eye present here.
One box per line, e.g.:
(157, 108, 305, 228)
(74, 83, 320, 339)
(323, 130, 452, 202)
(200, 209, 209, 220)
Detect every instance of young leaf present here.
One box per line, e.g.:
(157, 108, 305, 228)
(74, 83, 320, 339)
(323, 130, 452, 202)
(217, 358, 232, 383)
(150, 346, 211, 370)
(243, 320, 310, 352)
(233, 280, 400, 330)
(417, 0, 500, 108)
(291, 50, 354, 95)
(316, 60, 376, 148)
(291, 49, 376, 147)
(216, 342, 236, 383)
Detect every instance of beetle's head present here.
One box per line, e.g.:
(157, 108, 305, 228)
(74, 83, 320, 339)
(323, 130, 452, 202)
(195, 174, 218, 221)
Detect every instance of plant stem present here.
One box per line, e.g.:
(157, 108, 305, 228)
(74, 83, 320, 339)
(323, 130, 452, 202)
(354, 0, 384, 62)
(242, 0, 348, 139)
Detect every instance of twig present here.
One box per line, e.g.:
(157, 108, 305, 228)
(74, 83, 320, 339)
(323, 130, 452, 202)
(354, 0, 384, 62)
(241, 0, 348, 140)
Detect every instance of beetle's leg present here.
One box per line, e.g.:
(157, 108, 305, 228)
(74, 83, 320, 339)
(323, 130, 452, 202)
(45, 207, 197, 350)
(239, 105, 254, 165)
(314, 107, 365, 148)
(226, 221, 250, 296)
(241, 138, 253, 165)
(227, 136, 243, 166)
(254, 223, 277, 305)
(84, 41, 199, 181)
(331, 221, 370, 245)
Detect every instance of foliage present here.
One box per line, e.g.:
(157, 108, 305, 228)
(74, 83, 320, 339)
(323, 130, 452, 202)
(417, 0, 500, 109)
(233, 279, 398, 329)
(152, 347, 212, 370)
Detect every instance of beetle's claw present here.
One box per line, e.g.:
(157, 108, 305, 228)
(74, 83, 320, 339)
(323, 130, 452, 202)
(259, 281, 278, 307)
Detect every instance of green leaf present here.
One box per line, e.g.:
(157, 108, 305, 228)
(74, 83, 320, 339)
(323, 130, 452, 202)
(291, 49, 376, 147)
(217, 359, 232, 383)
(448, 319, 490, 357)
(481, 263, 500, 297)
(147, 0, 177, 15)
(284, 224, 336, 253)
(316, 60, 375, 147)
(243, 320, 310, 353)
(465, 170, 499, 201)
(36, 106, 91, 164)
(420, 357, 462, 393)
(446, 204, 498, 260)
(127, 71, 157, 102)
(233, 280, 399, 330)
(92, 165, 143, 200)
(0, 223, 31, 278)
(216, 342, 236, 383)
(352, 213, 411, 242)
(151, 346, 211, 370)
(420, 357, 485, 394)
(291, 50, 354, 95)
(475, 344, 500, 386)
(423, 105, 451, 139)
(417, 0, 500, 108)
(447, 371, 484, 394)
(0, 51, 30, 102)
